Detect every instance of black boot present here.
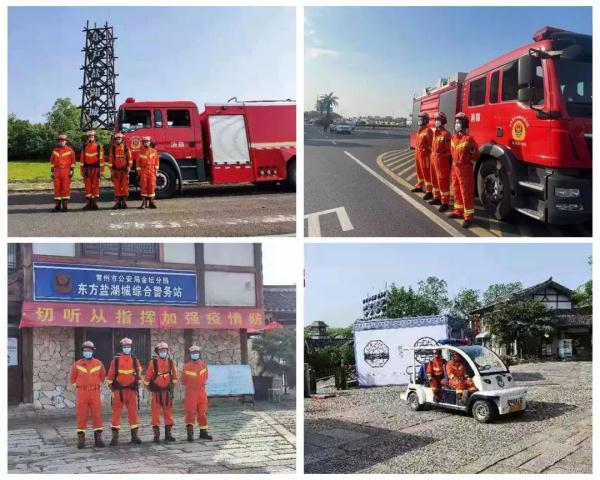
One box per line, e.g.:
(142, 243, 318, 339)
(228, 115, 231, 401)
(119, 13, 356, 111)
(111, 198, 121, 210)
(92, 197, 99, 210)
(186, 424, 194, 442)
(94, 430, 105, 448)
(121, 197, 128, 209)
(148, 198, 157, 209)
(109, 427, 119, 446)
(82, 198, 92, 210)
(139, 198, 147, 209)
(77, 431, 85, 449)
(51, 200, 61, 212)
(438, 203, 449, 213)
(462, 219, 473, 229)
(61, 199, 69, 212)
(164, 425, 176, 442)
(428, 198, 441, 206)
(199, 429, 213, 441)
(130, 427, 142, 444)
(422, 192, 433, 201)
(153, 425, 160, 443)
(410, 186, 423, 193)
(447, 212, 462, 219)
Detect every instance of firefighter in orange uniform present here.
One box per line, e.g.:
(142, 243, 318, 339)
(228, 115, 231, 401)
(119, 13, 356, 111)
(449, 112, 480, 228)
(79, 130, 105, 210)
(429, 112, 452, 212)
(446, 351, 477, 405)
(49, 133, 76, 212)
(106, 337, 142, 445)
(144, 342, 178, 442)
(182, 345, 213, 441)
(135, 136, 159, 209)
(411, 112, 434, 198)
(108, 132, 132, 209)
(425, 348, 446, 402)
(68, 340, 106, 449)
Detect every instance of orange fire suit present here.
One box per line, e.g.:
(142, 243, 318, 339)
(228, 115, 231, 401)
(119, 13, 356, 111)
(107, 354, 142, 430)
(108, 144, 132, 198)
(425, 357, 446, 398)
(415, 126, 434, 192)
(181, 360, 209, 429)
(50, 145, 76, 200)
(79, 142, 105, 199)
(135, 147, 159, 198)
(446, 359, 476, 394)
(68, 358, 106, 432)
(451, 133, 480, 221)
(430, 127, 452, 204)
(145, 357, 178, 427)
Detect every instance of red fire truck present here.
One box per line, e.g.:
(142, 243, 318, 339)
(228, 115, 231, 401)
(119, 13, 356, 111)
(114, 98, 296, 198)
(410, 27, 592, 225)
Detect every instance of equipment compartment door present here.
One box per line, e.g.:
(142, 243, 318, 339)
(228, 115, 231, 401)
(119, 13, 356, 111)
(208, 115, 252, 166)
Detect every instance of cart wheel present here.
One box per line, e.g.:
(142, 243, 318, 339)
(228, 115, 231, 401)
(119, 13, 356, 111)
(472, 399, 497, 423)
(408, 392, 422, 411)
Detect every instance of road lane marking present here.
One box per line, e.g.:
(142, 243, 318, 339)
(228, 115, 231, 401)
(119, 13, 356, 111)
(397, 162, 417, 176)
(332, 140, 337, 145)
(344, 151, 464, 237)
(109, 214, 296, 231)
(391, 158, 415, 172)
(406, 171, 417, 182)
(304, 207, 354, 237)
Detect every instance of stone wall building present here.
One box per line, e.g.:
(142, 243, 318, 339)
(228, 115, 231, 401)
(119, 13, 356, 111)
(8, 243, 263, 408)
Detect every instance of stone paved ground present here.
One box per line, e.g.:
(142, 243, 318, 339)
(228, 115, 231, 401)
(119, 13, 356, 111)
(8, 396, 296, 474)
(304, 361, 592, 474)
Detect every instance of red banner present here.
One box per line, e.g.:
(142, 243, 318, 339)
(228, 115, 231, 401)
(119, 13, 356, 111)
(20, 301, 264, 330)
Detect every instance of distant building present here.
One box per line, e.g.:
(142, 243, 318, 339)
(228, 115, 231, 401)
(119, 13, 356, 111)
(470, 278, 591, 360)
(264, 285, 296, 329)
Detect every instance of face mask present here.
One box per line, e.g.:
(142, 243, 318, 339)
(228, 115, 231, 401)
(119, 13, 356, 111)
(191, 353, 200, 361)
(59, 141, 66, 146)
(83, 351, 93, 359)
(435, 120, 442, 128)
(116, 139, 122, 144)
(88, 137, 95, 143)
(455, 123, 463, 132)
(159, 351, 167, 359)
(122, 347, 131, 355)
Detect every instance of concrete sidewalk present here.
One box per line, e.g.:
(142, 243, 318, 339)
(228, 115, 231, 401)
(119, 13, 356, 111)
(8, 399, 296, 474)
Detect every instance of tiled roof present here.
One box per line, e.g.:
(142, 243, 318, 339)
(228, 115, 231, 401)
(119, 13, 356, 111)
(264, 285, 296, 313)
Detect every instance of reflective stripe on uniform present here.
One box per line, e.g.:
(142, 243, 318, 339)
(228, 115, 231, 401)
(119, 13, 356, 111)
(118, 369, 134, 374)
(52, 151, 60, 157)
(184, 370, 198, 376)
(89, 365, 102, 374)
(76, 365, 88, 373)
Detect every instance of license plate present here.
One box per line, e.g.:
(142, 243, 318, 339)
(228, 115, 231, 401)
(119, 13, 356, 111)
(507, 397, 524, 412)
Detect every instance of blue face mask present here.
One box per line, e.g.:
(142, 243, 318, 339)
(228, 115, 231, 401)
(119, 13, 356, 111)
(122, 347, 131, 355)
(83, 351, 93, 359)
(159, 351, 167, 359)
(191, 353, 200, 361)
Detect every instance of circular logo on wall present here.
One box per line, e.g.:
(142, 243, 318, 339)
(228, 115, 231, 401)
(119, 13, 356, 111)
(510, 119, 527, 142)
(53, 273, 72, 294)
(130, 136, 142, 150)
(364, 340, 390, 368)
(413, 337, 439, 365)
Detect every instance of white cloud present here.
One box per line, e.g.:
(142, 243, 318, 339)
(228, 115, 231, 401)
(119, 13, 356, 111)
(305, 47, 340, 61)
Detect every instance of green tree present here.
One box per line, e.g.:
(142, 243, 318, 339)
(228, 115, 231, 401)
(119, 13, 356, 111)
(326, 326, 353, 339)
(252, 328, 296, 377)
(417, 276, 451, 313)
(451, 288, 482, 320)
(483, 299, 554, 357)
(385, 284, 439, 317)
(482, 282, 523, 306)
(573, 255, 592, 307)
(45, 98, 80, 133)
(320, 92, 339, 119)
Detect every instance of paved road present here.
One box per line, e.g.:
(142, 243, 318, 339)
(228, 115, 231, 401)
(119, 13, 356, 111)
(8, 185, 296, 237)
(8, 402, 296, 474)
(304, 125, 591, 237)
(305, 361, 591, 474)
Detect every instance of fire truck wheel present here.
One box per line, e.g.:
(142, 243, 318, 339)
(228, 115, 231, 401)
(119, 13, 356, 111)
(287, 158, 296, 191)
(477, 158, 512, 221)
(407, 392, 422, 411)
(155, 163, 177, 199)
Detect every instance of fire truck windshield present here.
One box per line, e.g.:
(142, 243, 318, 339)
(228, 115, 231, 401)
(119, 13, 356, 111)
(552, 33, 592, 118)
(118, 108, 152, 132)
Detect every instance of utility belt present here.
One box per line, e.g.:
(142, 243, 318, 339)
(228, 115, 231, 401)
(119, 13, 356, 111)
(111, 380, 140, 407)
(76, 384, 101, 391)
(112, 164, 129, 172)
(54, 164, 73, 170)
(83, 162, 101, 178)
(149, 382, 174, 406)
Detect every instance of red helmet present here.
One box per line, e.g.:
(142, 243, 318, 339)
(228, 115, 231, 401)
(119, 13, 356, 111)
(114, 132, 124, 139)
(58, 134, 68, 141)
(434, 112, 447, 124)
(454, 112, 469, 130)
(81, 340, 96, 350)
(189, 345, 200, 353)
(155, 341, 169, 350)
(120, 337, 133, 346)
(418, 112, 430, 125)
(86, 130, 96, 137)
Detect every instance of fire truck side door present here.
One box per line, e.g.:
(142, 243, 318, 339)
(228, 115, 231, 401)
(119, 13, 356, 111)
(165, 109, 196, 160)
(207, 114, 252, 166)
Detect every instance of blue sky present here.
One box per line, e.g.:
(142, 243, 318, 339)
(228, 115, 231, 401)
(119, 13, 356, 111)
(305, 7, 592, 117)
(305, 243, 592, 327)
(8, 7, 295, 123)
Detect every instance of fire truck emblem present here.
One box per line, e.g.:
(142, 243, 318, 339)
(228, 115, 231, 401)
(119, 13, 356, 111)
(53, 273, 72, 294)
(363, 340, 389, 368)
(511, 120, 527, 142)
(130, 137, 142, 150)
(413, 337, 439, 365)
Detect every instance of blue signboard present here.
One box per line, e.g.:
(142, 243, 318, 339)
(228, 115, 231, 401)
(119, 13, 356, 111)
(33, 262, 197, 305)
(206, 365, 255, 397)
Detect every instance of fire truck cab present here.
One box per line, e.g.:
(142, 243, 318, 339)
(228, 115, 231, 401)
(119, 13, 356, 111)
(115, 98, 296, 198)
(411, 27, 592, 225)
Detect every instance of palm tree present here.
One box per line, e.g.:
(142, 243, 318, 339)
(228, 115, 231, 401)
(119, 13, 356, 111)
(320, 92, 339, 119)
(315, 98, 325, 116)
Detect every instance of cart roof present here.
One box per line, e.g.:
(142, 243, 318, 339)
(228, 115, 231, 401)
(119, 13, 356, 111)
(353, 315, 462, 332)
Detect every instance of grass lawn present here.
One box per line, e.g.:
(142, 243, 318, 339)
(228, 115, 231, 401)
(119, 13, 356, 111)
(8, 160, 111, 182)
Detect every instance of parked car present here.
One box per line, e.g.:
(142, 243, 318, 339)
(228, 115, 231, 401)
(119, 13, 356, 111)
(329, 124, 353, 135)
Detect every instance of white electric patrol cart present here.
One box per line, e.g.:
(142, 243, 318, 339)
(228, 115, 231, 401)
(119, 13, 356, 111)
(401, 343, 527, 423)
